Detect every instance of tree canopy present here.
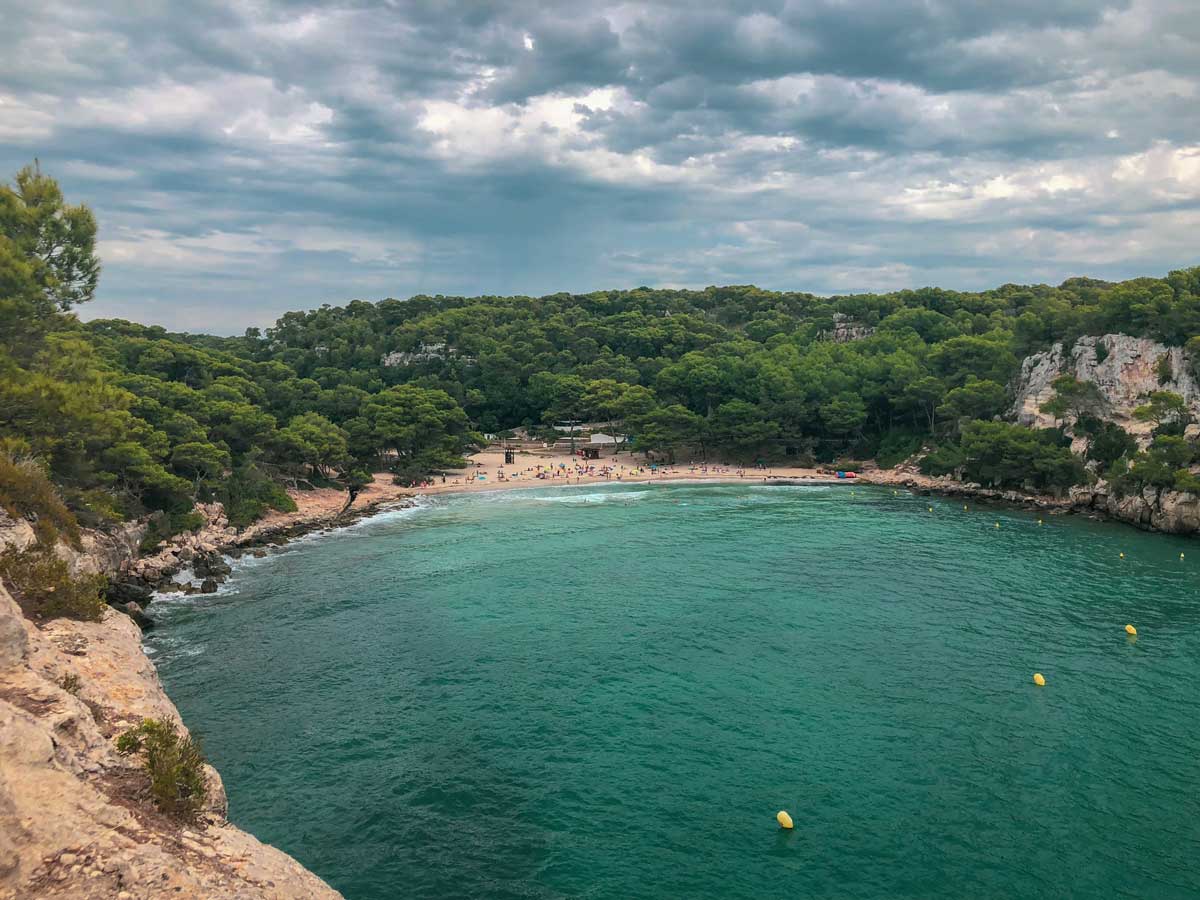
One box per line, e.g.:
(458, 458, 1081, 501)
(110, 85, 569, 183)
(3, 162, 1200, 530)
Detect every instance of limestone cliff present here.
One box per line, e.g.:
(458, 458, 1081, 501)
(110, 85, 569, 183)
(868, 467, 1200, 537)
(1011, 333, 1200, 439)
(0, 476, 417, 898)
(0, 580, 342, 899)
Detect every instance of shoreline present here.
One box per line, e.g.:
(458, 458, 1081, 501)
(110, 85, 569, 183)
(128, 446, 1200, 612)
(128, 449, 860, 603)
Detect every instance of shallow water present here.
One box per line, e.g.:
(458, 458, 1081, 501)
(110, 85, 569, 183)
(146, 484, 1200, 899)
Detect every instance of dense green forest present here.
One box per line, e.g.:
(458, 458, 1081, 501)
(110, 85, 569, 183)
(3, 163, 1200, 557)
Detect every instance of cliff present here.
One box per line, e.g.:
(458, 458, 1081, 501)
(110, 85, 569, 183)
(0, 476, 417, 899)
(867, 468, 1200, 536)
(0, 580, 342, 899)
(1011, 333, 1200, 440)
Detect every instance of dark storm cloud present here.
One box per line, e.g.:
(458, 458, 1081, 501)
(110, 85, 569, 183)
(0, 0, 1196, 332)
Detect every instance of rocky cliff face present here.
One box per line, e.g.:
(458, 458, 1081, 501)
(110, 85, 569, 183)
(0, 580, 342, 899)
(868, 468, 1200, 537)
(1011, 333, 1200, 439)
(0, 477, 416, 898)
(1070, 483, 1200, 534)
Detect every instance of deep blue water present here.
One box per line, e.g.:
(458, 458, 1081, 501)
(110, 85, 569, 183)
(146, 483, 1200, 899)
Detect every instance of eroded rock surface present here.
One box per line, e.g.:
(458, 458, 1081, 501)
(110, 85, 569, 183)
(0, 583, 341, 899)
(1012, 334, 1200, 439)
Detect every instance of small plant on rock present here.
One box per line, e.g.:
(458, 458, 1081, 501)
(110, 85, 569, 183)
(115, 718, 208, 820)
(0, 547, 108, 622)
(58, 672, 81, 694)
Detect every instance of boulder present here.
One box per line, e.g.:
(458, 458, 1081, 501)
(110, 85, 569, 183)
(104, 580, 154, 610)
(120, 602, 153, 630)
(200, 579, 218, 594)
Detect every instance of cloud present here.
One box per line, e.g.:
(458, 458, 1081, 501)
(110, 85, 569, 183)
(0, 0, 1196, 332)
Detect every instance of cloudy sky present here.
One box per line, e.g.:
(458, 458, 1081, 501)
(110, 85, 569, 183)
(2, 1, 1198, 333)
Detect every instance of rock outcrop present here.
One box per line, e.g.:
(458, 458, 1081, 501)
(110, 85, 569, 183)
(1070, 483, 1200, 534)
(867, 467, 1200, 536)
(1012, 334, 1200, 439)
(0, 581, 342, 899)
(0, 479, 416, 899)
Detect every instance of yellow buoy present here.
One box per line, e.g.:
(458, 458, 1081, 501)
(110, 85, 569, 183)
(963, 505, 968, 511)
(994, 522, 1000, 529)
(1181, 553, 1185, 560)
(1033, 673, 1046, 687)
(1119, 552, 1125, 559)
(1125, 624, 1137, 636)
(776, 810, 794, 829)
(928, 506, 933, 512)
(1038, 518, 1043, 525)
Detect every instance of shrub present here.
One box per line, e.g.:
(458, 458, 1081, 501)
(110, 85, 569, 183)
(115, 718, 208, 820)
(66, 488, 126, 529)
(220, 463, 297, 529)
(0, 547, 107, 621)
(58, 672, 81, 694)
(1156, 354, 1174, 385)
(874, 430, 924, 468)
(1094, 340, 1109, 364)
(0, 454, 80, 547)
(919, 443, 967, 477)
(138, 508, 206, 553)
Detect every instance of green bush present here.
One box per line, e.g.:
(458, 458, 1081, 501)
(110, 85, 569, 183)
(919, 443, 967, 477)
(957, 421, 1085, 491)
(0, 547, 107, 621)
(0, 454, 80, 547)
(874, 430, 924, 468)
(220, 463, 297, 529)
(67, 488, 126, 529)
(138, 508, 206, 553)
(116, 718, 208, 821)
(58, 672, 81, 694)
(1156, 354, 1174, 385)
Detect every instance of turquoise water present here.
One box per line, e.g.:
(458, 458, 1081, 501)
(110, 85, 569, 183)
(146, 484, 1200, 899)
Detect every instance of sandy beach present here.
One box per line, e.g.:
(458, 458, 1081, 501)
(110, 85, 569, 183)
(255, 447, 856, 531)
(404, 446, 852, 497)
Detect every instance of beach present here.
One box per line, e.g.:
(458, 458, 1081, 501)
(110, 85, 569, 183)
(403, 446, 850, 497)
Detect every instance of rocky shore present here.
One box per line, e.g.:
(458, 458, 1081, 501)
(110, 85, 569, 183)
(0, 475, 415, 899)
(864, 467, 1200, 536)
(77, 475, 413, 630)
(0, 579, 343, 899)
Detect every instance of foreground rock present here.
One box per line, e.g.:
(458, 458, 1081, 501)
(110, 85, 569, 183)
(0, 581, 342, 899)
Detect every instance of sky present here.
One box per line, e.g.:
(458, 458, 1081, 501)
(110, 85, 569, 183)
(1, 1, 1198, 334)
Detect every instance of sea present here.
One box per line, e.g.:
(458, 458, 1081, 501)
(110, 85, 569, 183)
(144, 482, 1200, 899)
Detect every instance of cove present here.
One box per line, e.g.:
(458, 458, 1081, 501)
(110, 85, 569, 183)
(145, 484, 1200, 900)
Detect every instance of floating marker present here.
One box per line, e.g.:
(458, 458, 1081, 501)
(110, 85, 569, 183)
(1119, 552, 1125, 559)
(1181, 553, 1186, 560)
(776, 810, 794, 830)
(1038, 519, 1044, 526)
(1125, 624, 1137, 636)
(995, 522, 1001, 529)
(963, 505, 968, 511)
(928, 506, 933, 512)
(1033, 673, 1046, 687)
